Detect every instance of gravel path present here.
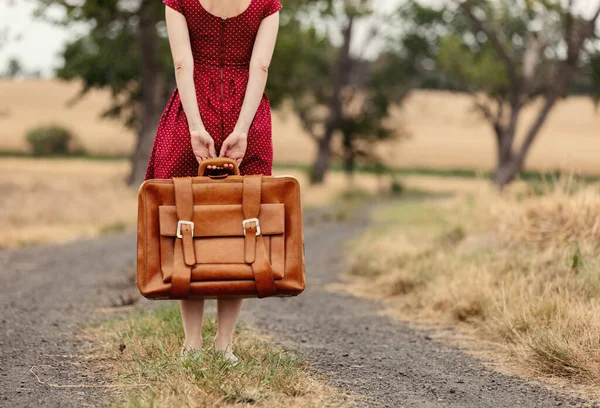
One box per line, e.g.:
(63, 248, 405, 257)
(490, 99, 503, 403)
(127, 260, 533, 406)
(0, 206, 595, 407)
(0, 233, 137, 407)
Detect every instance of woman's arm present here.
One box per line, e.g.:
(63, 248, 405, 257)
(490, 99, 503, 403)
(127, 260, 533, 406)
(220, 10, 280, 163)
(235, 11, 280, 134)
(165, 6, 216, 160)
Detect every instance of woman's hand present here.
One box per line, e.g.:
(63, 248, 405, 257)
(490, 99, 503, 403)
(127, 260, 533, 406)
(190, 128, 216, 165)
(219, 130, 248, 167)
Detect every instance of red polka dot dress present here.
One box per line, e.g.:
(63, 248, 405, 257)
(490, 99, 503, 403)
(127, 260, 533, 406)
(144, 0, 282, 180)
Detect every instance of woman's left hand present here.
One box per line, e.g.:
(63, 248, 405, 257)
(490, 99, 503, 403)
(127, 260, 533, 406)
(219, 130, 248, 167)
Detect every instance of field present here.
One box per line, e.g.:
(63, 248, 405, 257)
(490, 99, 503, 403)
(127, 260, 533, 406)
(0, 157, 398, 248)
(2, 79, 600, 174)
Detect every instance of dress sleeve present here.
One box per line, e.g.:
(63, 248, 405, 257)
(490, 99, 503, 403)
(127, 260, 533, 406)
(264, 0, 282, 18)
(163, 0, 184, 14)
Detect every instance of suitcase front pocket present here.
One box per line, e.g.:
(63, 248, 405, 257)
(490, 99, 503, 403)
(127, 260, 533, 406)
(158, 204, 285, 282)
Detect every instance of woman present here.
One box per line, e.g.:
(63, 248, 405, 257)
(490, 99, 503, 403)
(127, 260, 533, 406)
(144, 0, 282, 362)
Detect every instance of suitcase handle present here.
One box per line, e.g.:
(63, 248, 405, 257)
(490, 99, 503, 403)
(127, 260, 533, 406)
(198, 158, 240, 178)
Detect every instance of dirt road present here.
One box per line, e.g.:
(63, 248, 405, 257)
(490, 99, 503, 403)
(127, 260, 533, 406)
(0, 206, 595, 407)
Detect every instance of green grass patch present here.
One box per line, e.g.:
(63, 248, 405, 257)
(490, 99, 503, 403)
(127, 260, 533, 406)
(272, 160, 600, 183)
(87, 304, 348, 407)
(100, 222, 129, 235)
(373, 201, 450, 227)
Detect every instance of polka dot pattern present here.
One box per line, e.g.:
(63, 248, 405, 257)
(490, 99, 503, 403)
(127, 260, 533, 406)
(145, 0, 283, 180)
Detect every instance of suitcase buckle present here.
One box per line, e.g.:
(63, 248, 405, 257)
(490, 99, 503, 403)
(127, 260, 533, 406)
(176, 220, 195, 238)
(242, 218, 261, 236)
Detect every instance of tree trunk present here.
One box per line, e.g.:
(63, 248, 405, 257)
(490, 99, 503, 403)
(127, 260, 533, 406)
(128, 0, 165, 186)
(493, 96, 558, 189)
(493, 124, 519, 188)
(494, 156, 521, 188)
(342, 131, 355, 185)
(309, 16, 354, 184)
(311, 138, 333, 184)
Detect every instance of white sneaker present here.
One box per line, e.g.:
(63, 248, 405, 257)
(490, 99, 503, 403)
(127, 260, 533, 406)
(223, 350, 240, 364)
(212, 344, 241, 365)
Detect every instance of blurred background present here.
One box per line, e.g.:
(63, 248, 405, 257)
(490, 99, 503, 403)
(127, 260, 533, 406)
(0, 0, 599, 248)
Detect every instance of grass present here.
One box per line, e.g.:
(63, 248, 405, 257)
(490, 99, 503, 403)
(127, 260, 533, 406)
(85, 304, 349, 407)
(344, 178, 600, 393)
(0, 158, 139, 249)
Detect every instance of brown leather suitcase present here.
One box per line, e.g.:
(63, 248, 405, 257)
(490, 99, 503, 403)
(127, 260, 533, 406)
(136, 158, 305, 299)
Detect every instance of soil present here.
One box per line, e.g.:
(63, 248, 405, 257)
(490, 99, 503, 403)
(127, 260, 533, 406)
(0, 206, 597, 407)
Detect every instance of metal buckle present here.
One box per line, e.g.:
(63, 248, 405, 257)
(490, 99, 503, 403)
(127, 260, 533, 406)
(176, 220, 195, 239)
(242, 218, 261, 236)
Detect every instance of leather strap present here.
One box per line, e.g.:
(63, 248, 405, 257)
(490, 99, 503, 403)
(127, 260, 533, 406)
(242, 176, 277, 298)
(171, 238, 191, 298)
(252, 235, 277, 298)
(244, 223, 257, 264)
(170, 177, 196, 298)
(242, 176, 262, 221)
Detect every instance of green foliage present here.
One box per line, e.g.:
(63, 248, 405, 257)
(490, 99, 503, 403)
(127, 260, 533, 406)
(390, 180, 404, 195)
(403, 0, 599, 96)
(437, 35, 511, 96)
(5, 58, 23, 78)
(590, 54, 600, 104)
(25, 124, 81, 156)
(268, 7, 335, 109)
(35, 0, 172, 129)
(571, 243, 585, 272)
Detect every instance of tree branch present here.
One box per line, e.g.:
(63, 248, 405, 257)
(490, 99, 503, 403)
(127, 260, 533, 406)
(459, 0, 518, 86)
(296, 106, 320, 142)
(472, 94, 497, 125)
(494, 96, 504, 126)
(515, 95, 557, 165)
(323, 14, 355, 143)
(592, 5, 600, 24)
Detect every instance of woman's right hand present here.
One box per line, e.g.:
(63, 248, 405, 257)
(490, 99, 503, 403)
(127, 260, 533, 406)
(190, 128, 216, 165)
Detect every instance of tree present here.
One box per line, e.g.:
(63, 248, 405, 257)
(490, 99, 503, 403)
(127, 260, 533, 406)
(404, 0, 600, 187)
(5, 57, 23, 78)
(339, 52, 412, 182)
(35, 0, 172, 186)
(268, 0, 414, 184)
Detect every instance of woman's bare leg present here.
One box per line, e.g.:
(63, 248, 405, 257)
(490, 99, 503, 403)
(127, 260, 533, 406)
(179, 299, 205, 350)
(214, 298, 243, 351)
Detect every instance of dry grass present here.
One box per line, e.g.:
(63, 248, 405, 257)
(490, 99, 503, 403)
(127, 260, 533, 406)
(0, 79, 134, 154)
(0, 157, 392, 248)
(345, 179, 600, 393)
(2, 80, 600, 175)
(85, 304, 350, 407)
(0, 158, 138, 248)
